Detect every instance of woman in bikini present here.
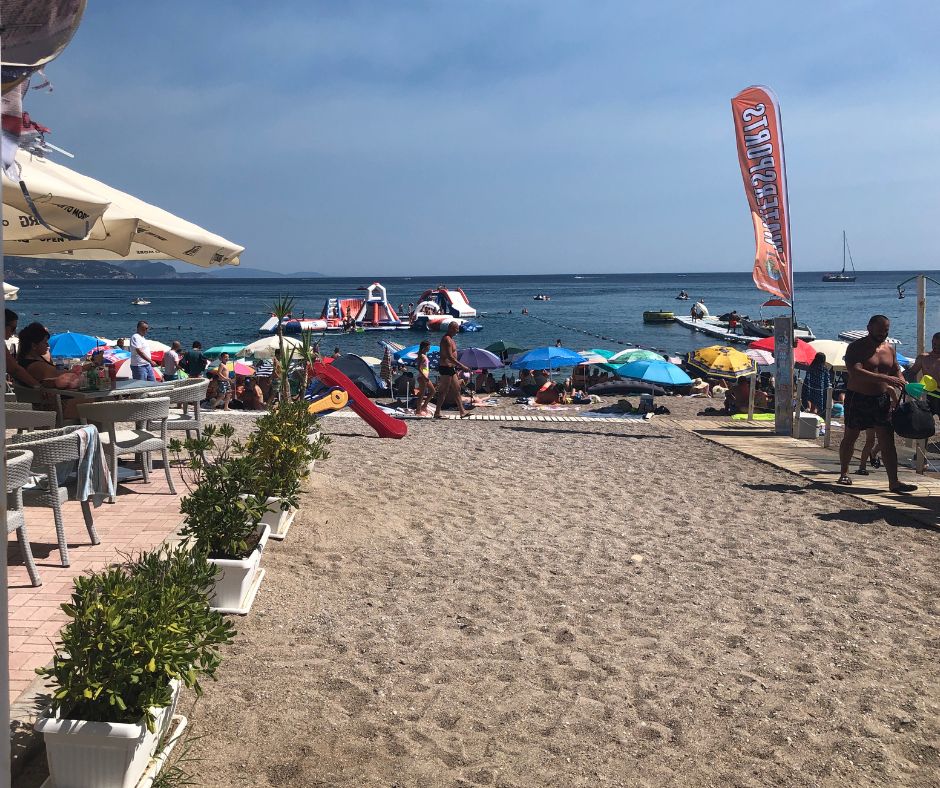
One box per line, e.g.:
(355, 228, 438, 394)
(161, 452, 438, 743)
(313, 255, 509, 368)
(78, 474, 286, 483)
(415, 339, 436, 416)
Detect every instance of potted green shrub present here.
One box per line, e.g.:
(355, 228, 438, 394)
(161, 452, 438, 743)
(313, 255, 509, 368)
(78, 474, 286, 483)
(243, 400, 309, 540)
(34, 546, 234, 788)
(171, 425, 269, 613)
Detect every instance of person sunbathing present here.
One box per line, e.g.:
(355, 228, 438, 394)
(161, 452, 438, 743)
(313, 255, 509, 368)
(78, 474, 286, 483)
(535, 381, 561, 405)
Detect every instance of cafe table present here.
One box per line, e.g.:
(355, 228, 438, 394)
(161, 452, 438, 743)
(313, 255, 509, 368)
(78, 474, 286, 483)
(57, 379, 175, 401)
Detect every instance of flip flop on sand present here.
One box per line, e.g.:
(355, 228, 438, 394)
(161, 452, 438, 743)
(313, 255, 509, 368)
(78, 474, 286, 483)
(836, 475, 853, 485)
(889, 483, 917, 494)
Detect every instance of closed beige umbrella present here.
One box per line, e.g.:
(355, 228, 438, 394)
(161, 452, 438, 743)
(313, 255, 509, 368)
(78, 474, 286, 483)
(4, 151, 242, 267)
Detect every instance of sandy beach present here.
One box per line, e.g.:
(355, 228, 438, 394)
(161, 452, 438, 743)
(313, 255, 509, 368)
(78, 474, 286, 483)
(179, 415, 939, 787)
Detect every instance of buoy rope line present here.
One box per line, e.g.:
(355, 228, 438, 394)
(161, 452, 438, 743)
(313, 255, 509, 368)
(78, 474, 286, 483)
(525, 313, 676, 356)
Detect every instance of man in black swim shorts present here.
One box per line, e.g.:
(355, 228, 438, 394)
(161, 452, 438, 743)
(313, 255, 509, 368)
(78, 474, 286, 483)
(837, 315, 916, 493)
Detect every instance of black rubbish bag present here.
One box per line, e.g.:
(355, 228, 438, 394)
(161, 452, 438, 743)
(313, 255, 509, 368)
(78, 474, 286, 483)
(892, 395, 936, 440)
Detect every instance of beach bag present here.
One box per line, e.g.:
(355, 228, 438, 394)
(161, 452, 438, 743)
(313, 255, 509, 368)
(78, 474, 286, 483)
(892, 394, 935, 440)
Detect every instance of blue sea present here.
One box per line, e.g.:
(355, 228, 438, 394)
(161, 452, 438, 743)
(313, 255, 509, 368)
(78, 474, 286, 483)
(10, 271, 937, 357)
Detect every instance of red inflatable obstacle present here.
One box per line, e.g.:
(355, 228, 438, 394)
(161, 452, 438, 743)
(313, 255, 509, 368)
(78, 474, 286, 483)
(310, 361, 408, 439)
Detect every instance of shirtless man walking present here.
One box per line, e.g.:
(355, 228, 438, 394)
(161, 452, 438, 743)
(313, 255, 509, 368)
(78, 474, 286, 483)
(905, 331, 940, 417)
(434, 321, 470, 419)
(837, 314, 916, 492)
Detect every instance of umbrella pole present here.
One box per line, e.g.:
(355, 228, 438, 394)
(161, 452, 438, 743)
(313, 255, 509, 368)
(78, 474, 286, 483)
(823, 385, 833, 449)
(747, 375, 756, 421)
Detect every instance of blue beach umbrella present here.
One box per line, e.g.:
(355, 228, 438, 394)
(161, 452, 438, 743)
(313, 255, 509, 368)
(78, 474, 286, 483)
(48, 331, 105, 358)
(617, 359, 692, 387)
(510, 346, 585, 370)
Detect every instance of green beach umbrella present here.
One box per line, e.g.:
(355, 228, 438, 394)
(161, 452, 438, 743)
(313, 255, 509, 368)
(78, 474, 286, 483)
(609, 348, 664, 364)
(204, 343, 246, 358)
(485, 340, 526, 361)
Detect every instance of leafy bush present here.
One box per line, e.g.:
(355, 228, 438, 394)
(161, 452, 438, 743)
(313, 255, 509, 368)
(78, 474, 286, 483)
(170, 424, 267, 559)
(38, 546, 235, 731)
(244, 400, 326, 508)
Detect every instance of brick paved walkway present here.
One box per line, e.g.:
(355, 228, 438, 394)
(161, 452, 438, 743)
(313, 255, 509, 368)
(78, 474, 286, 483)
(7, 463, 186, 704)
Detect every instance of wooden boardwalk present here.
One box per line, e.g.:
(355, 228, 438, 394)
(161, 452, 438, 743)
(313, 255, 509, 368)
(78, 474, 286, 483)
(664, 417, 940, 529)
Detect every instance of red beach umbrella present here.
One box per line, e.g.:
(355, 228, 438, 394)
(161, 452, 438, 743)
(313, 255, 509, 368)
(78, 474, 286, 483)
(748, 337, 816, 365)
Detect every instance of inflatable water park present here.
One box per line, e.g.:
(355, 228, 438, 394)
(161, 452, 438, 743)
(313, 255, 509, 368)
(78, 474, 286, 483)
(260, 282, 482, 334)
(410, 286, 482, 332)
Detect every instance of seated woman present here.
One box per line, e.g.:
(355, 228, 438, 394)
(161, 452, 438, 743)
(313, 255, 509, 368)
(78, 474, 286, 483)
(16, 322, 86, 418)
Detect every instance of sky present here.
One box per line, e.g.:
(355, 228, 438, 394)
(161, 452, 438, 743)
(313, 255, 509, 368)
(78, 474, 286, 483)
(26, 0, 940, 275)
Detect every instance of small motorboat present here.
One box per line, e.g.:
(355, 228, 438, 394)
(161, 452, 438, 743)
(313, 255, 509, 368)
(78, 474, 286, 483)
(533, 294, 551, 301)
(131, 297, 151, 305)
(643, 310, 675, 323)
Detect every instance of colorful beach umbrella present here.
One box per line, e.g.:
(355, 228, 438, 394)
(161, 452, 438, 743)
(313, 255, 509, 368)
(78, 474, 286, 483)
(684, 345, 757, 381)
(458, 347, 503, 370)
(511, 346, 585, 370)
(48, 331, 104, 358)
(617, 359, 692, 387)
(233, 361, 255, 376)
(744, 348, 775, 367)
(749, 336, 816, 365)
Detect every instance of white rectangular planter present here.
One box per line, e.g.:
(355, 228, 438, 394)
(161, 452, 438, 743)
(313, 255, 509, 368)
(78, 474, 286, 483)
(261, 497, 296, 541)
(36, 679, 181, 788)
(208, 523, 270, 615)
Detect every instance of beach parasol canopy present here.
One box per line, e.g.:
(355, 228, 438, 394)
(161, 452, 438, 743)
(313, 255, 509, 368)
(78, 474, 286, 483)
(204, 343, 246, 358)
(4, 151, 243, 267)
(807, 339, 849, 370)
(48, 331, 104, 358)
(232, 361, 255, 376)
(458, 347, 503, 370)
(511, 346, 585, 370)
(4, 282, 19, 301)
(2, 155, 110, 241)
(237, 336, 301, 360)
(749, 336, 816, 365)
(617, 359, 692, 387)
(608, 348, 664, 364)
(685, 345, 757, 380)
(485, 340, 525, 360)
(744, 348, 775, 367)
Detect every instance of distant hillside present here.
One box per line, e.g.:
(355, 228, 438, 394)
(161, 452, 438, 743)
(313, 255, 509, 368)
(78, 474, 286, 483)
(4, 256, 322, 280)
(5, 257, 135, 280)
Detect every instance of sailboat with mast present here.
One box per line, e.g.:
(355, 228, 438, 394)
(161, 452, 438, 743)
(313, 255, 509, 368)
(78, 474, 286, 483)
(822, 231, 857, 282)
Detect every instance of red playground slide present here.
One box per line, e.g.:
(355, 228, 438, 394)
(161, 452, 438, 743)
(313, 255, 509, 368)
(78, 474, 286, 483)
(312, 362, 408, 439)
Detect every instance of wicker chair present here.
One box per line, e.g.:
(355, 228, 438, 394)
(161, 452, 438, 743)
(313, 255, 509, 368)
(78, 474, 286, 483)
(5, 408, 57, 432)
(13, 383, 65, 426)
(76, 397, 176, 501)
(7, 426, 103, 567)
(6, 449, 41, 586)
(163, 379, 209, 439)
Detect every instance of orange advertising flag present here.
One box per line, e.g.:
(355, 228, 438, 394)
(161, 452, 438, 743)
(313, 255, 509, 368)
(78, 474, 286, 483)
(731, 86, 793, 303)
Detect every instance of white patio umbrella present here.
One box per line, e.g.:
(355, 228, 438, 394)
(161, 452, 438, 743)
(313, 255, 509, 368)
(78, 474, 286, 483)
(808, 339, 849, 371)
(3, 151, 243, 267)
(3, 282, 19, 301)
(2, 152, 110, 240)
(237, 336, 302, 360)
(146, 339, 171, 353)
